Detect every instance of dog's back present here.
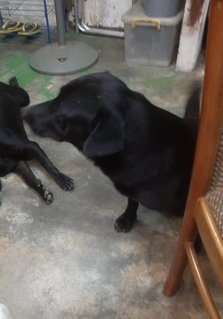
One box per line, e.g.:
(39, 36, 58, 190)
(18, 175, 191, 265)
(0, 80, 30, 175)
(0, 79, 30, 108)
(0, 81, 29, 137)
(92, 79, 200, 214)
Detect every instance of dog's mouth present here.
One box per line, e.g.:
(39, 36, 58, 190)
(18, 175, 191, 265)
(23, 104, 44, 132)
(23, 101, 62, 140)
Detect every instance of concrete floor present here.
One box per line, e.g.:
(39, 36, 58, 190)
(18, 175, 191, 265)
(0, 30, 222, 319)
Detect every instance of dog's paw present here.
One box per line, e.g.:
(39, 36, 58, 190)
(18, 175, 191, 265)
(43, 190, 54, 204)
(114, 215, 136, 233)
(56, 174, 74, 191)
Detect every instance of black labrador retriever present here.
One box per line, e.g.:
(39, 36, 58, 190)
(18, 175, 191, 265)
(0, 78, 74, 204)
(24, 72, 199, 231)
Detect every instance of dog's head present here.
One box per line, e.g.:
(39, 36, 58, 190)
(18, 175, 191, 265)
(24, 72, 126, 158)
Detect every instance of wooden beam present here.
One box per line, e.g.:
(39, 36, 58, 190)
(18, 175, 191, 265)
(176, 0, 210, 72)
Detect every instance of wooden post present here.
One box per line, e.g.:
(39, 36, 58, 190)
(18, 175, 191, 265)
(176, 0, 210, 72)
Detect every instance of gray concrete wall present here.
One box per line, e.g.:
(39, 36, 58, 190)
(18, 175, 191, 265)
(0, 0, 132, 28)
(0, 0, 56, 26)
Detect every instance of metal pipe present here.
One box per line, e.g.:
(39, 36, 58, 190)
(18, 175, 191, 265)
(43, 0, 52, 44)
(75, 0, 124, 38)
(78, 21, 124, 38)
(54, 0, 66, 46)
(72, 0, 79, 33)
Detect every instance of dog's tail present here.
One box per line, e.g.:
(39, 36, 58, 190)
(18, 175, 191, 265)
(8, 76, 30, 107)
(8, 76, 19, 88)
(184, 83, 201, 122)
(183, 82, 201, 137)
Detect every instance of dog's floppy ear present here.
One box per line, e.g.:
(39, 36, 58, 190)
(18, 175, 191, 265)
(83, 114, 125, 157)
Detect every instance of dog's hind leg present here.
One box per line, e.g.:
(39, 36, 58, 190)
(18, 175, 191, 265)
(15, 161, 54, 204)
(25, 142, 74, 191)
(114, 198, 138, 232)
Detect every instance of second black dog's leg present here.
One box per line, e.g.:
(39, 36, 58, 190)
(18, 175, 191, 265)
(25, 142, 74, 191)
(114, 198, 139, 233)
(15, 161, 54, 204)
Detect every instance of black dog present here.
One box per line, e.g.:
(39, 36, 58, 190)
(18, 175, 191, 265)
(0, 78, 74, 204)
(24, 72, 199, 231)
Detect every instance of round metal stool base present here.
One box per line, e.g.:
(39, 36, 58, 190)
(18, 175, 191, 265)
(29, 41, 99, 75)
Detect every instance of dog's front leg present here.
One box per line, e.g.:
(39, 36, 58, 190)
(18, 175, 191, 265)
(114, 198, 138, 232)
(15, 161, 54, 204)
(24, 142, 74, 191)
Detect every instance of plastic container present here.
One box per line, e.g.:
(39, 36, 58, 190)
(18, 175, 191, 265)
(142, 0, 184, 17)
(122, 2, 183, 66)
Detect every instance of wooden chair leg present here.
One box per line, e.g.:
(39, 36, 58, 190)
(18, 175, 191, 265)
(163, 219, 197, 296)
(163, 0, 223, 297)
(185, 242, 221, 319)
